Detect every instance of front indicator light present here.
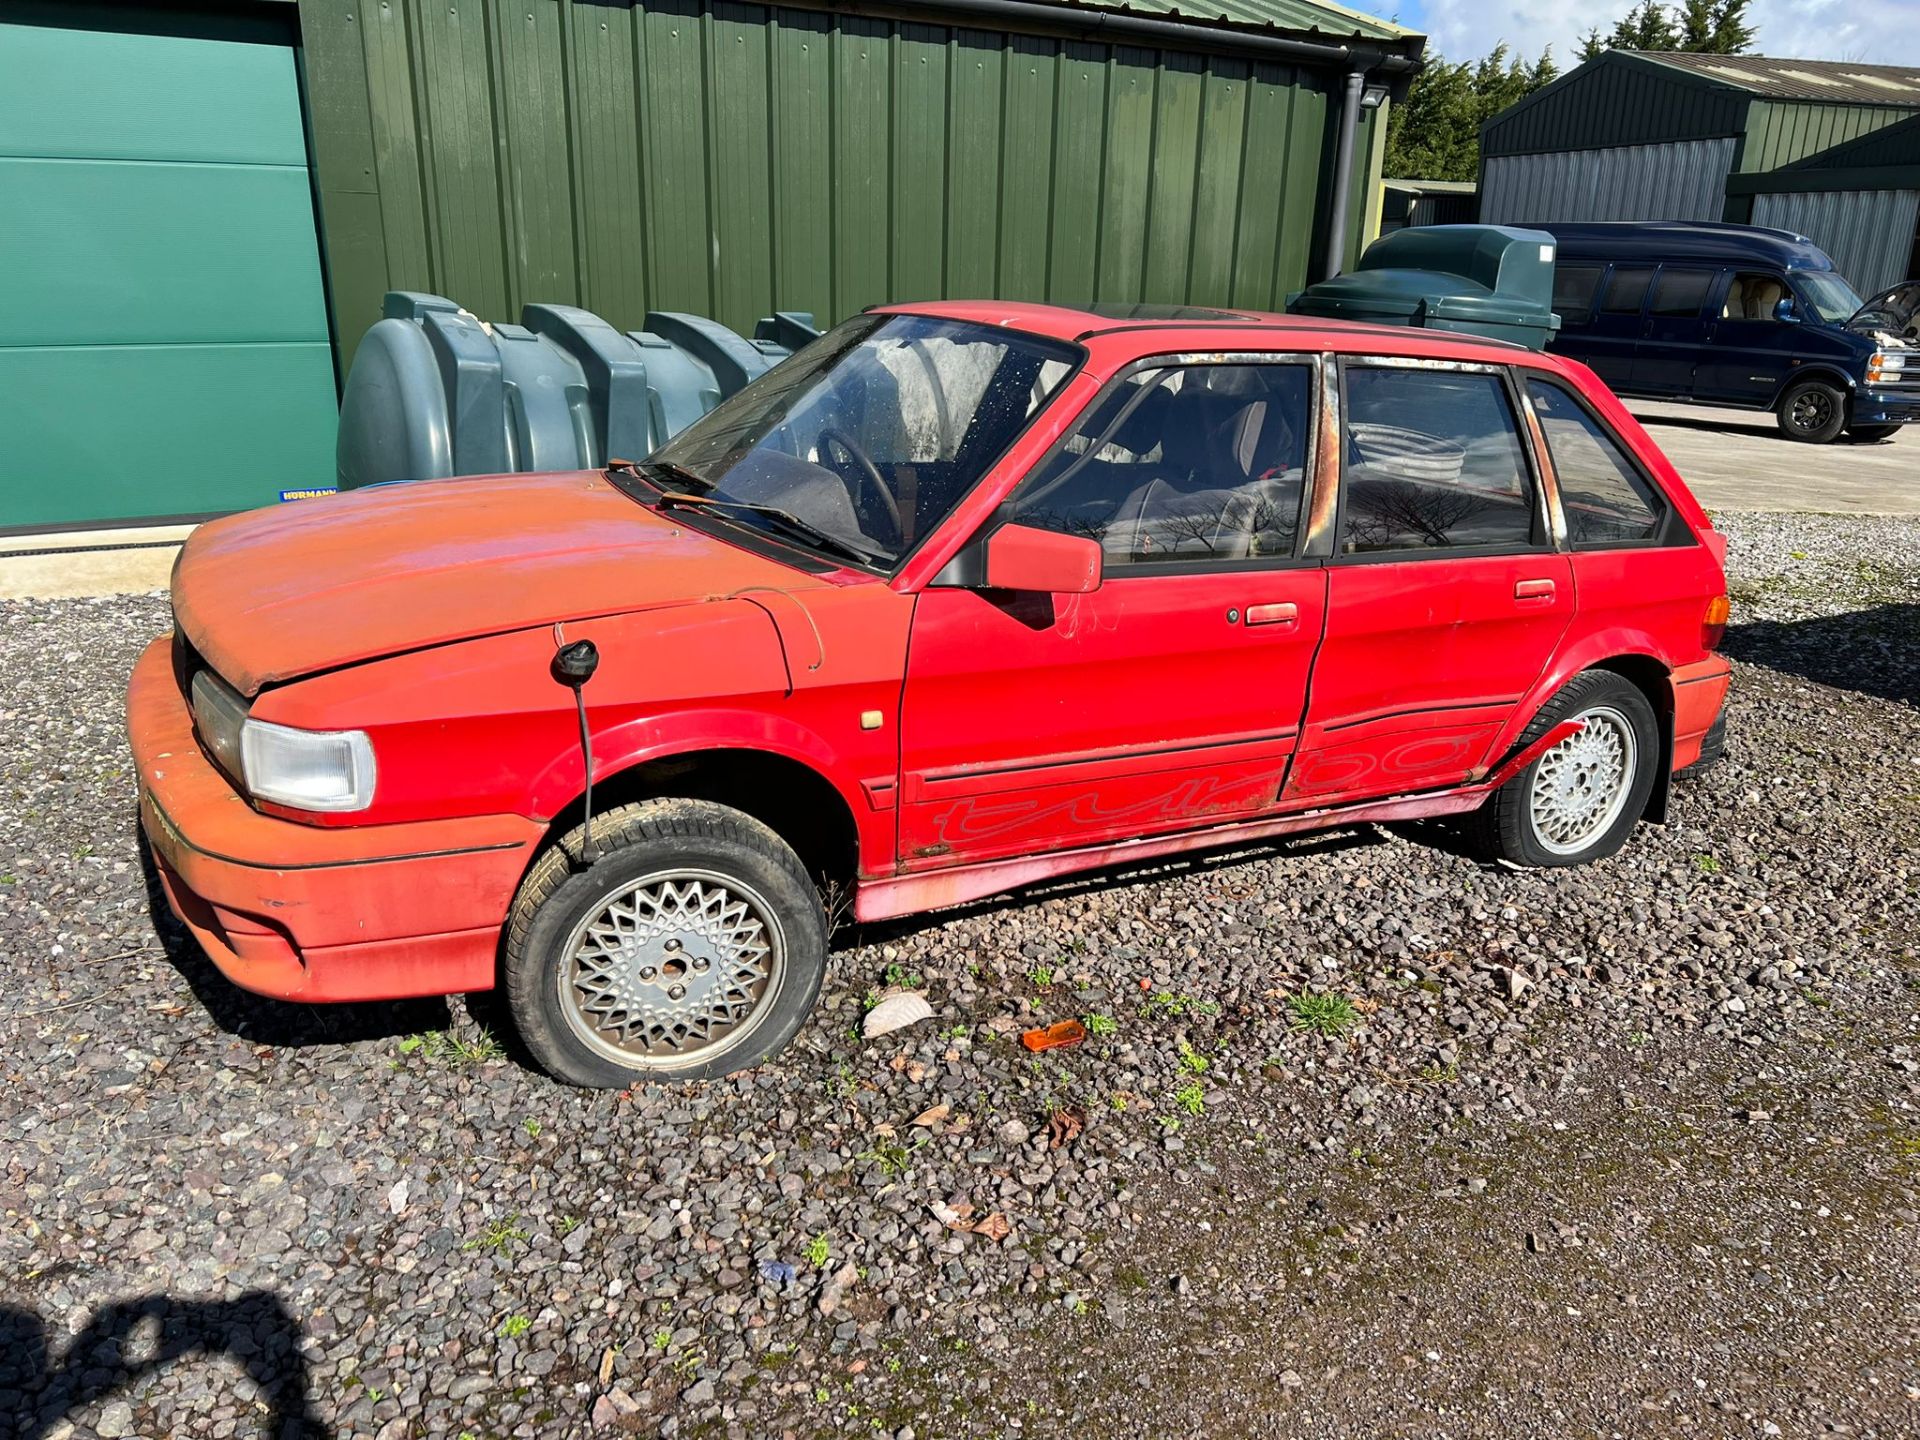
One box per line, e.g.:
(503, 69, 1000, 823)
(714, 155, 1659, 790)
(1704, 594, 1730, 650)
(240, 719, 377, 812)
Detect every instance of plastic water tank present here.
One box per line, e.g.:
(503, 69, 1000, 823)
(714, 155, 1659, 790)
(1287, 225, 1561, 351)
(336, 292, 819, 489)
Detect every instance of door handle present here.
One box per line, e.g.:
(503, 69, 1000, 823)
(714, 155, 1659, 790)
(1245, 602, 1299, 628)
(1514, 578, 1556, 603)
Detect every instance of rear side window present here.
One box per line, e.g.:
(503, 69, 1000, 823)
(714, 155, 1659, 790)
(1650, 268, 1713, 318)
(1527, 378, 1666, 546)
(1340, 365, 1538, 555)
(1552, 265, 1605, 323)
(1602, 267, 1655, 315)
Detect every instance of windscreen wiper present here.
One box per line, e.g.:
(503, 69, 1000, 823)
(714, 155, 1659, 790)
(612, 458, 712, 493)
(652, 492, 886, 566)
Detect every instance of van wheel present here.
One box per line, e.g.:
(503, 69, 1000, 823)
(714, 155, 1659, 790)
(1473, 671, 1660, 868)
(1846, 422, 1902, 442)
(504, 799, 828, 1087)
(1776, 379, 1848, 443)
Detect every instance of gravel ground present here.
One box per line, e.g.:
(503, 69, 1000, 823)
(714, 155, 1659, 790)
(3, 510, 1918, 1440)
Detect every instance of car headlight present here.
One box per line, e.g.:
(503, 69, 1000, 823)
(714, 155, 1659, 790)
(240, 718, 377, 812)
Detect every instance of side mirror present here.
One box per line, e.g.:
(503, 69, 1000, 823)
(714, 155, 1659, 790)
(983, 523, 1102, 594)
(1773, 296, 1798, 323)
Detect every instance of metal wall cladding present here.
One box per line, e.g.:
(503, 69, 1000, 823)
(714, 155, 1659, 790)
(1741, 101, 1920, 174)
(1481, 55, 1747, 159)
(1752, 188, 1920, 294)
(1480, 138, 1736, 225)
(301, 0, 1374, 375)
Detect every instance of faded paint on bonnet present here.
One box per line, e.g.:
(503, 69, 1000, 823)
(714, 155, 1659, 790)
(172, 471, 829, 695)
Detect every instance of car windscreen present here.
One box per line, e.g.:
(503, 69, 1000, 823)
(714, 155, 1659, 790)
(1794, 270, 1866, 326)
(634, 314, 1081, 569)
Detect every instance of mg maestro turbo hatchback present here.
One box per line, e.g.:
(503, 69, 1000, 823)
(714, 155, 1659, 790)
(128, 303, 1732, 1087)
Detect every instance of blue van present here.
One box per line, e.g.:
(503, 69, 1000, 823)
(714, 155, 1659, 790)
(1541, 222, 1917, 443)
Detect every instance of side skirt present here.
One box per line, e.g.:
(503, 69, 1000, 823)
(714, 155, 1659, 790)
(854, 721, 1581, 923)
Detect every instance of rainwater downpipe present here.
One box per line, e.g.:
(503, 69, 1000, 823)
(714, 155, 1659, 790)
(1322, 68, 1368, 281)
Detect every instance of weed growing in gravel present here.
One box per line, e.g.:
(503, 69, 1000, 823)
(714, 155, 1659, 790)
(462, 1215, 528, 1255)
(398, 1029, 503, 1066)
(804, 1233, 832, 1268)
(1694, 853, 1722, 875)
(1084, 1013, 1118, 1038)
(1176, 1039, 1209, 1076)
(498, 1314, 531, 1338)
(651, 1328, 673, 1350)
(556, 1215, 580, 1236)
(1287, 991, 1358, 1038)
(858, 1135, 919, 1178)
(883, 962, 922, 988)
(1143, 990, 1220, 1018)
(521, 1118, 541, 1137)
(1029, 963, 1056, 987)
(1417, 1060, 1460, 1085)
(1174, 1081, 1206, 1116)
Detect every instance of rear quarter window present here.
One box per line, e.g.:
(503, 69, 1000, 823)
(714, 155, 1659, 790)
(1526, 377, 1667, 546)
(1552, 265, 1605, 324)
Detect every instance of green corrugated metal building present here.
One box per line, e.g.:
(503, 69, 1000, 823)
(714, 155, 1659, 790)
(1479, 51, 1920, 295)
(0, 0, 1421, 533)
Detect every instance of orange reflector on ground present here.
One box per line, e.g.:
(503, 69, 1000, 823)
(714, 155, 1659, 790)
(1021, 1020, 1087, 1052)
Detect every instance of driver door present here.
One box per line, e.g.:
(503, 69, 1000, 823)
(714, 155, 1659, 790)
(895, 359, 1329, 868)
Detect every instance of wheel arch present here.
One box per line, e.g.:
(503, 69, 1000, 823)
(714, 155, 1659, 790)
(1769, 365, 1855, 411)
(534, 741, 866, 905)
(1497, 642, 1676, 824)
(1590, 653, 1675, 823)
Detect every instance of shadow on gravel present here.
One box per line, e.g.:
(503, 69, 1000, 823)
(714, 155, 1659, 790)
(1724, 605, 1917, 708)
(0, 1291, 323, 1440)
(136, 826, 451, 1049)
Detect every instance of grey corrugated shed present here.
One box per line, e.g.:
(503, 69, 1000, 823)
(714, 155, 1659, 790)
(1480, 138, 1736, 225)
(1752, 188, 1920, 293)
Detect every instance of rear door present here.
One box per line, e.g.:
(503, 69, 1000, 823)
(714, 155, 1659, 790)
(1287, 358, 1573, 805)
(897, 357, 1329, 866)
(1631, 266, 1717, 394)
(1581, 265, 1654, 391)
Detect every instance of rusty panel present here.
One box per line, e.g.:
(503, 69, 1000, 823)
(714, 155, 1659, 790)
(302, 0, 1355, 362)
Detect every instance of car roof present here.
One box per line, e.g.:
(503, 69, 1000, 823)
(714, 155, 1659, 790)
(1536, 221, 1838, 272)
(871, 299, 1534, 359)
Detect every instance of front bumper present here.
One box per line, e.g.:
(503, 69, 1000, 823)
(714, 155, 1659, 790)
(1854, 388, 1920, 425)
(128, 637, 543, 1002)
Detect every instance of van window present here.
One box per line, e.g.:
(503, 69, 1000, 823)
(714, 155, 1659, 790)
(1601, 267, 1655, 315)
(1527, 379, 1665, 546)
(1339, 365, 1537, 555)
(1650, 269, 1713, 318)
(1552, 265, 1604, 323)
(1722, 272, 1788, 321)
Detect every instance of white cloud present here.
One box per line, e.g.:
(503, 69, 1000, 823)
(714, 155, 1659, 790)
(1402, 0, 1920, 65)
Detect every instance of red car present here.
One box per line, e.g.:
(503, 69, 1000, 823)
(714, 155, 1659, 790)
(128, 302, 1732, 1086)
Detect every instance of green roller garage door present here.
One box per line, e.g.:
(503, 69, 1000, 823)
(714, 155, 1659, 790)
(0, 16, 337, 531)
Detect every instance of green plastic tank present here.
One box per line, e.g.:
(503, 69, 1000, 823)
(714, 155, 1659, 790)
(1288, 225, 1561, 351)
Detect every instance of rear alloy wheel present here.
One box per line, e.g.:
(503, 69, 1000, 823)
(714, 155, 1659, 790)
(1775, 379, 1848, 443)
(504, 799, 827, 1087)
(1475, 671, 1660, 868)
(1846, 422, 1903, 443)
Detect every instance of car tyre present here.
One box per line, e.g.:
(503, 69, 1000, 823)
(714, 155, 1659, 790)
(1775, 379, 1848, 443)
(1846, 422, 1902, 443)
(503, 798, 828, 1087)
(1474, 671, 1660, 868)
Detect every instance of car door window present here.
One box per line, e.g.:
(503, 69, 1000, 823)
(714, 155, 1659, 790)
(1722, 271, 1787, 321)
(1526, 378, 1666, 546)
(1650, 268, 1713, 317)
(1339, 364, 1539, 555)
(1007, 362, 1312, 566)
(1602, 266, 1655, 315)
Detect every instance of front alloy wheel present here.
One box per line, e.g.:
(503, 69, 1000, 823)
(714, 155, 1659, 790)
(505, 799, 828, 1086)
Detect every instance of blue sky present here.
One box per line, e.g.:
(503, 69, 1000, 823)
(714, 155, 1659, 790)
(1343, 0, 1920, 67)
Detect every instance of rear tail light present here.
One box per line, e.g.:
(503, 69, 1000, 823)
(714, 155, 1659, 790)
(1703, 594, 1730, 650)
